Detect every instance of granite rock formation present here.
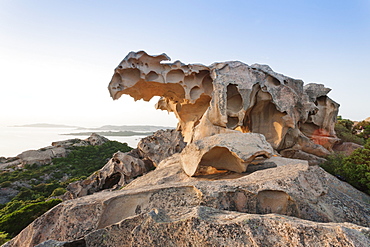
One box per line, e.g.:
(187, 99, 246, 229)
(180, 132, 274, 176)
(108, 51, 340, 169)
(64, 129, 186, 199)
(5, 155, 370, 246)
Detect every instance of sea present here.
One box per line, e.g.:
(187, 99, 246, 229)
(0, 126, 148, 158)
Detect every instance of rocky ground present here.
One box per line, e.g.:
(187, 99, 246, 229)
(3, 131, 370, 247)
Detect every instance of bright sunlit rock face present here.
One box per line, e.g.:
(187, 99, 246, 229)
(108, 51, 340, 174)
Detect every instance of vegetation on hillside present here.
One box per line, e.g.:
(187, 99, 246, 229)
(335, 116, 369, 145)
(320, 116, 370, 195)
(321, 138, 370, 194)
(0, 140, 132, 241)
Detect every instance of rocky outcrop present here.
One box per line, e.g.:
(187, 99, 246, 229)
(5, 155, 370, 247)
(108, 51, 340, 167)
(64, 129, 186, 199)
(0, 133, 109, 170)
(333, 142, 363, 156)
(64, 151, 152, 199)
(136, 129, 186, 167)
(181, 132, 274, 176)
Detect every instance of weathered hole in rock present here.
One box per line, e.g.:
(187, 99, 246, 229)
(256, 190, 299, 216)
(201, 74, 213, 95)
(120, 68, 141, 81)
(166, 69, 185, 83)
(190, 86, 202, 101)
(98, 186, 202, 229)
(246, 93, 287, 149)
(227, 116, 239, 129)
(226, 84, 243, 113)
(145, 71, 159, 81)
(266, 75, 280, 87)
(111, 73, 122, 85)
(207, 189, 300, 219)
(198, 147, 243, 173)
(196, 70, 210, 81)
(184, 75, 195, 85)
(315, 95, 328, 106)
(174, 94, 212, 132)
(102, 172, 122, 190)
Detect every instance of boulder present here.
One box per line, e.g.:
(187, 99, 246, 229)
(333, 142, 363, 156)
(180, 132, 274, 176)
(5, 156, 370, 247)
(64, 151, 152, 199)
(64, 129, 186, 199)
(136, 129, 186, 167)
(16, 147, 66, 166)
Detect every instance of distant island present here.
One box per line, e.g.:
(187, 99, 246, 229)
(77, 125, 173, 132)
(62, 131, 154, 137)
(11, 123, 174, 131)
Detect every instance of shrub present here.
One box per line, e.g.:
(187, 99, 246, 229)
(0, 199, 61, 237)
(335, 123, 365, 145)
(0, 231, 10, 245)
(0, 181, 11, 188)
(50, 187, 66, 197)
(340, 139, 370, 193)
(321, 139, 370, 194)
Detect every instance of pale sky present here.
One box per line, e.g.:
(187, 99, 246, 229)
(1, 0, 369, 128)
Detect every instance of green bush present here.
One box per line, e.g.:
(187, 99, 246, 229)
(321, 139, 370, 194)
(0, 231, 10, 245)
(335, 123, 365, 145)
(340, 140, 370, 193)
(50, 187, 67, 197)
(0, 181, 11, 188)
(0, 199, 61, 237)
(0, 201, 26, 217)
(337, 117, 354, 131)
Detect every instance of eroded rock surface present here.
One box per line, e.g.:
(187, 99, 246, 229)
(136, 129, 186, 167)
(108, 51, 340, 167)
(5, 156, 370, 247)
(333, 141, 363, 156)
(180, 132, 274, 176)
(85, 207, 370, 247)
(65, 129, 186, 199)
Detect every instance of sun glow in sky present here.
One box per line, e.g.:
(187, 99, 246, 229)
(1, 0, 369, 128)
